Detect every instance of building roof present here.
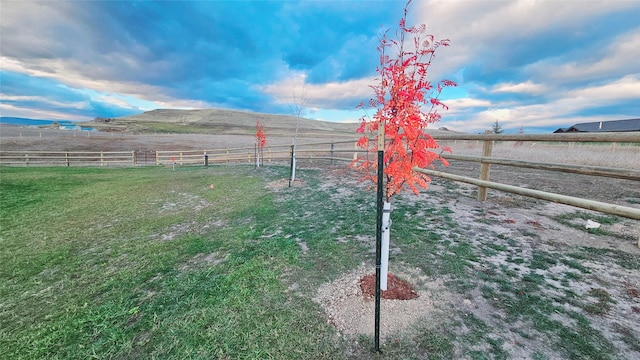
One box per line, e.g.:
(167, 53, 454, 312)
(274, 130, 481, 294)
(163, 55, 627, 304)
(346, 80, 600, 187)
(554, 118, 640, 133)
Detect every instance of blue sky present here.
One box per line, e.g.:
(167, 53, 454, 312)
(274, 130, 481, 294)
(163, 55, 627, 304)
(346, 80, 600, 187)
(1, 0, 639, 133)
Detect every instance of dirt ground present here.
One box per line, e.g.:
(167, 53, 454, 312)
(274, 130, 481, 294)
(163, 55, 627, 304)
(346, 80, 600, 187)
(304, 167, 639, 358)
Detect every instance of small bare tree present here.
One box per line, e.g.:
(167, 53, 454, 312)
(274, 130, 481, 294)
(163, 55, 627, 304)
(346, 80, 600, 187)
(289, 85, 307, 184)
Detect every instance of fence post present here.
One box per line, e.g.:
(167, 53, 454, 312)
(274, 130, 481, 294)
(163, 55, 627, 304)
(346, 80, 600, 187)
(477, 130, 494, 202)
(204, 151, 209, 167)
(66, 152, 70, 166)
(353, 142, 358, 161)
(25, 153, 29, 165)
(132, 150, 136, 165)
(330, 142, 335, 165)
(179, 152, 183, 165)
(289, 145, 295, 187)
(100, 151, 104, 167)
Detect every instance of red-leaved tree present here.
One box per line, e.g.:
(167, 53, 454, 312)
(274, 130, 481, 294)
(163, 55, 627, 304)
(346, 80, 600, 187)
(255, 119, 267, 167)
(352, 0, 456, 201)
(352, 1, 455, 300)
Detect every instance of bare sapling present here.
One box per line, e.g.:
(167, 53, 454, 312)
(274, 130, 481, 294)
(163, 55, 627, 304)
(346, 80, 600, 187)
(255, 119, 267, 168)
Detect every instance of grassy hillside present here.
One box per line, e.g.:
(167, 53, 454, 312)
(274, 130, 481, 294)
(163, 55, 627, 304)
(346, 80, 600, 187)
(84, 108, 360, 136)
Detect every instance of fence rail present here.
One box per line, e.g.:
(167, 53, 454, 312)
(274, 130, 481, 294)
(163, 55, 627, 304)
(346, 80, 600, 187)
(441, 154, 640, 181)
(414, 168, 640, 221)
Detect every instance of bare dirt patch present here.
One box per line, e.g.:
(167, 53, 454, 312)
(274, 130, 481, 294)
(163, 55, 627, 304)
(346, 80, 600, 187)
(265, 178, 305, 191)
(314, 265, 447, 339)
(177, 252, 226, 272)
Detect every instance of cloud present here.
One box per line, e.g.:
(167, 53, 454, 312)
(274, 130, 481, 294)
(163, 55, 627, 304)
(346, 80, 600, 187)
(1, 0, 638, 133)
(567, 75, 640, 101)
(407, 1, 640, 133)
(0, 103, 88, 121)
(529, 28, 640, 84)
(492, 81, 547, 95)
(1, 1, 401, 120)
(0, 70, 146, 118)
(258, 72, 375, 111)
(440, 74, 640, 133)
(416, 1, 639, 65)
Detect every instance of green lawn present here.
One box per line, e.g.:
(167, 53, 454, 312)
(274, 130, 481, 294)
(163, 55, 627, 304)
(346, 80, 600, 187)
(0, 166, 344, 359)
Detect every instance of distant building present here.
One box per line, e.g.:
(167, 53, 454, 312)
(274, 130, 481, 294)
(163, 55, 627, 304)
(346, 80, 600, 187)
(554, 118, 640, 133)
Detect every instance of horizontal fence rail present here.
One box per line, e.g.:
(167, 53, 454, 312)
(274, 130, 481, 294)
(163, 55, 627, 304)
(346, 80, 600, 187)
(441, 154, 640, 181)
(153, 140, 360, 166)
(415, 167, 640, 221)
(428, 131, 640, 225)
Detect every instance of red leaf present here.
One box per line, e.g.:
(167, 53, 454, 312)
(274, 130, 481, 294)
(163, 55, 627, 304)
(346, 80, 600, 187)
(356, 119, 367, 134)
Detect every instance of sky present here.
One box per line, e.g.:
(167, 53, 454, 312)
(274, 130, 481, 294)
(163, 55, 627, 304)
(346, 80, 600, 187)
(1, 0, 639, 133)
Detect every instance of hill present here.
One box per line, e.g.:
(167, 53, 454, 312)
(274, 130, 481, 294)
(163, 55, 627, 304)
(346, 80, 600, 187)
(83, 108, 360, 137)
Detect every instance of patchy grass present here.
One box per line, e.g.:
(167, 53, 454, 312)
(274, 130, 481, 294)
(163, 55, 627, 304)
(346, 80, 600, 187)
(2, 164, 638, 359)
(0, 165, 342, 359)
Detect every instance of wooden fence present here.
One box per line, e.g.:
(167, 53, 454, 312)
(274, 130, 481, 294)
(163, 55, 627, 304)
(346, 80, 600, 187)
(0, 150, 135, 166)
(154, 140, 359, 166)
(1, 133, 638, 225)
(418, 132, 640, 222)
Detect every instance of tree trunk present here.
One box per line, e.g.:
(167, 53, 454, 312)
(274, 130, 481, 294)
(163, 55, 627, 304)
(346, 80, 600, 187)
(380, 201, 392, 290)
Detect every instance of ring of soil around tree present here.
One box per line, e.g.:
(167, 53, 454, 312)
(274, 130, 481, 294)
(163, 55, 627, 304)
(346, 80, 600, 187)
(359, 273, 419, 300)
(265, 178, 305, 191)
(313, 265, 447, 339)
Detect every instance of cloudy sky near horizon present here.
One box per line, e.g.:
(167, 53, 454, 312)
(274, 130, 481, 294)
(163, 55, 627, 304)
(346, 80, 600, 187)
(1, 0, 639, 133)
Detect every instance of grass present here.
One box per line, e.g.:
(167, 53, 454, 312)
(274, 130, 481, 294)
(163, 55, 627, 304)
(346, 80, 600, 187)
(0, 165, 342, 359)
(1, 164, 638, 359)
